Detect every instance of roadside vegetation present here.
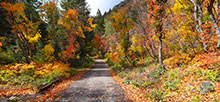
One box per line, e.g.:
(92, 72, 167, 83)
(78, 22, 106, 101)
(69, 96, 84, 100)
(104, 0, 220, 101)
(0, 0, 97, 100)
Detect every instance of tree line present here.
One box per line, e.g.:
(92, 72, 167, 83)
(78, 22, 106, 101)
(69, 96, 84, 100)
(104, 0, 220, 70)
(0, 0, 103, 66)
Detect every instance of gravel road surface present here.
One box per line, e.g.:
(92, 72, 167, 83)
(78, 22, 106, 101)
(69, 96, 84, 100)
(57, 59, 130, 102)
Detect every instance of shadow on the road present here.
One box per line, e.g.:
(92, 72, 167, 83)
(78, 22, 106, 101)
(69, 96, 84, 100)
(80, 64, 112, 80)
(92, 64, 108, 68)
(95, 61, 106, 64)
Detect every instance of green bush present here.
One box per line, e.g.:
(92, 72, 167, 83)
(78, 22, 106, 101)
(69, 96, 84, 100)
(117, 71, 131, 79)
(131, 67, 166, 88)
(0, 69, 17, 85)
(148, 66, 166, 79)
(195, 69, 203, 78)
(203, 70, 219, 82)
(132, 80, 153, 88)
(110, 64, 122, 72)
(192, 95, 201, 102)
(0, 51, 15, 65)
(148, 89, 163, 102)
(19, 69, 36, 86)
(144, 57, 152, 66)
(162, 69, 181, 91)
(164, 79, 180, 91)
(137, 67, 145, 73)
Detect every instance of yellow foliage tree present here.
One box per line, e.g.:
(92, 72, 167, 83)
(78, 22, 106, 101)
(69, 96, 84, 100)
(111, 7, 134, 56)
(41, 44, 55, 62)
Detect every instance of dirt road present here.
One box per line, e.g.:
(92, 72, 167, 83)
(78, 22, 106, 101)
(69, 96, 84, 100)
(57, 59, 130, 102)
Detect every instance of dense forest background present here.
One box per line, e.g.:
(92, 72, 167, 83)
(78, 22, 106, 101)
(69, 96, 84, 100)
(1, 0, 220, 101)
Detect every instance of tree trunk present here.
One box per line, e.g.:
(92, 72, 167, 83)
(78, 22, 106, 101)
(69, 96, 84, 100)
(179, 40, 185, 52)
(157, 0, 166, 70)
(208, 0, 220, 54)
(190, 0, 208, 51)
(158, 33, 166, 70)
(110, 34, 113, 55)
(149, 42, 158, 60)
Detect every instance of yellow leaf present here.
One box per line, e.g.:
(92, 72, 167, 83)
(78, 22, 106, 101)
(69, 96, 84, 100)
(28, 31, 41, 43)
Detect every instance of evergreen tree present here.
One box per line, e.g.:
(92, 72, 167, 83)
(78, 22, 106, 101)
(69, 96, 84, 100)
(61, 0, 90, 22)
(21, 0, 42, 22)
(0, 0, 10, 36)
(94, 9, 105, 35)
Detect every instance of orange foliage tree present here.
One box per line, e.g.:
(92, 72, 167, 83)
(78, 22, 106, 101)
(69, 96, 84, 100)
(59, 9, 97, 62)
(146, 0, 168, 70)
(1, 2, 41, 63)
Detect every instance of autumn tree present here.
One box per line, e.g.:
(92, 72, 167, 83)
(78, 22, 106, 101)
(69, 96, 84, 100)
(130, 0, 158, 60)
(61, 0, 95, 58)
(61, 0, 90, 27)
(89, 9, 106, 56)
(1, 2, 41, 63)
(58, 8, 96, 62)
(59, 9, 81, 61)
(166, 0, 197, 55)
(111, 7, 134, 57)
(104, 19, 116, 55)
(188, 0, 210, 51)
(39, 1, 61, 60)
(91, 34, 105, 57)
(174, 0, 219, 53)
(206, 0, 220, 54)
(39, 2, 59, 39)
(146, 0, 168, 70)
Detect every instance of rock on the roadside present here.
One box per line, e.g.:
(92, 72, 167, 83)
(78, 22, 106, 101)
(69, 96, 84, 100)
(186, 83, 192, 87)
(191, 88, 196, 92)
(200, 81, 215, 94)
(9, 96, 18, 101)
